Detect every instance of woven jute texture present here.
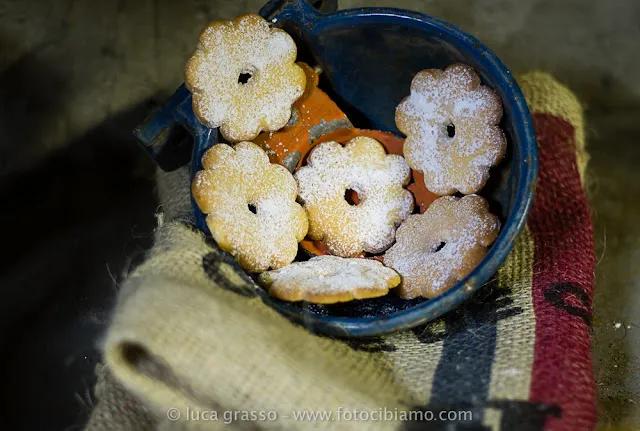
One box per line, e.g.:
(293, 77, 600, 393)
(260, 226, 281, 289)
(86, 72, 596, 431)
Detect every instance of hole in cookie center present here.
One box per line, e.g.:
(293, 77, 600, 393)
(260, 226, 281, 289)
(432, 241, 446, 252)
(247, 203, 257, 214)
(344, 189, 360, 206)
(238, 71, 253, 84)
(446, 122, 456, 138)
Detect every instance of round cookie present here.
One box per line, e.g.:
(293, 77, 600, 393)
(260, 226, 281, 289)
(192, 142, 308, 272)
(298, 128, 438, 257)
(395, 63, 506, 195)
(295, 136, 414, 257)
(383, 195, 500, 299)
(259, 255, 400, 304)
(185, 14, 306, 142)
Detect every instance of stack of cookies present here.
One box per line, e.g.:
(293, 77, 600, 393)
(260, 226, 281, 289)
(188, 14, 504, 304)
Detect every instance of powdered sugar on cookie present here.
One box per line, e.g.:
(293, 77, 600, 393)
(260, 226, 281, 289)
(396, 64, 506, 195)
(295, 137, 414, 257)
(383, 194, 500, 299)
(185, 14, 306, 142)
(259, 255, 400, 303)
(192, 142, 308, 272)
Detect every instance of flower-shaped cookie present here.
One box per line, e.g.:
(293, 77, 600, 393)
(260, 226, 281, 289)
(192, 142, 308, 272)
(396, 64, 506, 195)
(295, 137, 414, 257)
(259, 255, 400, 304)
(185, 14, 306, 142)
(383, 195, 500, 299)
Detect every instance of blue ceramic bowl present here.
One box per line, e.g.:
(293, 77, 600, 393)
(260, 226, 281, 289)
(134, 0, 537, 337)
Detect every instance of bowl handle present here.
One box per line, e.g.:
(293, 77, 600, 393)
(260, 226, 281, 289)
(133, 85, 217, 172)
(260, 0, 337, 20)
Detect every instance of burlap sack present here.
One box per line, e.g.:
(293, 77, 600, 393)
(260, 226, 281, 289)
(85, 72, 596, 431)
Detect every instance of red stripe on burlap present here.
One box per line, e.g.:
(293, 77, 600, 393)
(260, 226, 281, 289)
(528, 113, 596, 430)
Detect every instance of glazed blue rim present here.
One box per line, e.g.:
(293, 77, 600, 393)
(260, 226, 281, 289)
(188, 2, 538, 337)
